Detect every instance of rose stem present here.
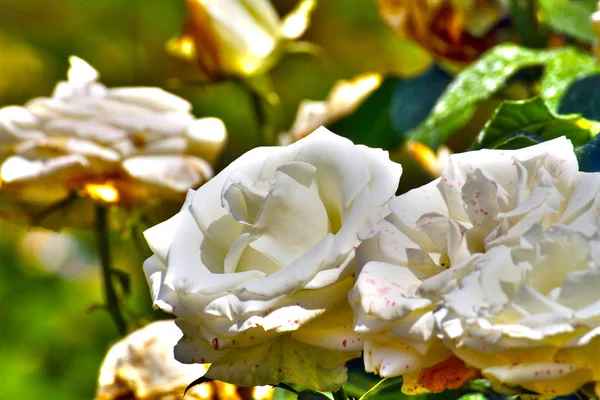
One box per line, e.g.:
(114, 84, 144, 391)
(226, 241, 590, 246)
(509, 0, 548, 49)
(237, 78, 275, 146)
(358, 378, 388, 400)
(95, 204, 127, 336)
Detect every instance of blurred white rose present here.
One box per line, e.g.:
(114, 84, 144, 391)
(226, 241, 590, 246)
(435, 226, 600, 397)
(0, 56, 226, 227)
(350, 137, 600, 393)
(167, 0, 316, 80)
(19, 228, 94, 278)
(279, 73, 383, 145)
(144, 127, 402, 390)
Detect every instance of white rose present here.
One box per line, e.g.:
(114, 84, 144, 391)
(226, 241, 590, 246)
(436, 225, 600, 396)
(19, 228, 93, 278)
(167, 0, 315, 80)
(350, 137, 599, 392)
(0, 56, 226, 226)
(143, 127, 402, 390)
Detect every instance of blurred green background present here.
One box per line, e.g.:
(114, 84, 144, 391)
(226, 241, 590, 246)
(0, 1, 430, 399)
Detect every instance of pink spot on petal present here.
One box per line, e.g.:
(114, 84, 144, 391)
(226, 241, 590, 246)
(212, 337, 219, 350)
(378, 287, 391, 295)
(342, 340, 348, 347)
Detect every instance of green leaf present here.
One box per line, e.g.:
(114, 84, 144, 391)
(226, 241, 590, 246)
(541, 47, 599, 112)
(559, 74, 600, 121)
(273, 387, 301, 400)
(509, 0, 549, 48)
(371, 389, 465, 400)
(330, 65, 452, 150)
(538, 0, 597, 43)
(297, 390, 332, 400)
(343, 372, 380, 399)
(576, 131, 600, 171)
(463, 379, 493, 393)
(406, 45, 598, 150)
(332, 387, 348, 400)
(389, 65, 453, 134)
(273, 383, 300, 395)
(408, 44, 552, 149)
(473, 97, 595, 150)
(457, 394, 487, 400)
(488, 134, 541, 150)
(328, 77, 400, 150)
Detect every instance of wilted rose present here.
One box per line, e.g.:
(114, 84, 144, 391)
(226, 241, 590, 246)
(96, 320, 210, 400)
(96, 320, 273, 400)
(379, 0, 505, 63)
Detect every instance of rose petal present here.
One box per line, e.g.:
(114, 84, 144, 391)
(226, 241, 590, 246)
(175, 334, 355, 391)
